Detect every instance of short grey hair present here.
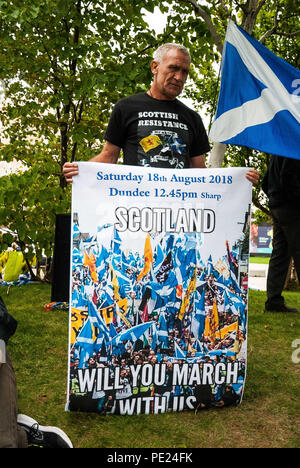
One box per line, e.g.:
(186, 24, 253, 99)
(153, 43, 191, 63)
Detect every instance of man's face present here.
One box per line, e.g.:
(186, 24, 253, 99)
(151, 48, 190, 100)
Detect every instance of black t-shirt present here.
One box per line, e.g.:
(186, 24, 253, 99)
(104, 92, 210, 169)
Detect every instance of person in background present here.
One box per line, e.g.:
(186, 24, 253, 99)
(262, 155, 300, 313)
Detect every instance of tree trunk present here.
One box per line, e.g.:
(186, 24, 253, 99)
(184, 0, 265, 168)
(207, 142, 227, 168)
(284, 259, 300, 291)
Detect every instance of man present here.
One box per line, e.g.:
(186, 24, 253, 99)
(262, 155, 300, 313)
(0, 296, 73, 448)
(63, 43, 259, 185)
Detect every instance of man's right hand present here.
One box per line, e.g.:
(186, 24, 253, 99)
(63, 162, 79, 183)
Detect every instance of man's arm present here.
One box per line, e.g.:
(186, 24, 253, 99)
(89, 141, 121, 164)
(62, 141, 121, 183)
(189, 155, 206, 168)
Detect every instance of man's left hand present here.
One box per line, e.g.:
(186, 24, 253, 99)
(246, 169, 260, 185)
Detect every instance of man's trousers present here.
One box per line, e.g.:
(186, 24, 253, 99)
(266, 205, 300, 309)
(0, 351, 27, 448)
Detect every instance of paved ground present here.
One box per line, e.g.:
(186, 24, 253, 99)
(248, 263, 268, 291)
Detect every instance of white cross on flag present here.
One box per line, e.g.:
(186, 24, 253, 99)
(209, 20, 300, 160)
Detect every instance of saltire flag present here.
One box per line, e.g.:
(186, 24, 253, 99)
(110, 321, 155, 345)
(225, 241, 241, 293)
(153, 243, 164, 274)
(109, 322, 117, 339)
(97, 223, 113, 233)
(191, 289, 206, 339)
(195, 339, 203, 353)
(73, 223, 80, 239)
(73, 317, 95, 368)
(112, 229, 122, 255)
(94, 333, 103, 354)
(71, 286, 87, 309)
(209, 19, 300, 160)
(151, 323, 158, 351)
(72, 249, 83, 265)
(95, 245, 109, 277)
(169, 136, 186, 155)
(214, 274, 232, 294)
(225, 290, 243, 315)
(226, 241, 238, 277)
(88, 301, 110, 341)
(175, 246, 196, 287)
(224, 290, 247, 333)
(150, 270, 177, 302)
(209, 349, 236, 357)
(158, 313, 169, 348)
(206, 255, 214, 276)
(174, 341, 186, 359)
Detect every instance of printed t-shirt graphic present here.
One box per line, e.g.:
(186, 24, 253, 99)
(104, 93, 210, 168)
(137, 111, 189, 168)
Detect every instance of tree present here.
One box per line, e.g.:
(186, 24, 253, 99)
(0, 0, 298, 282)
(162, 0, 300, 215)
(166, 0, 298, 288)
(0, 0, 161, 279)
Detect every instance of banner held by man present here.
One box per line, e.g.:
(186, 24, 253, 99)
(66, 162, 252, 415)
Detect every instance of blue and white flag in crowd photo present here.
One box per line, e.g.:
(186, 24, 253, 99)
(209, 20, 300, 160)
(66, 162, 252, 416)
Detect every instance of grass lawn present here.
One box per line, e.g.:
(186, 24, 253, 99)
(249, 256, 270, 264)
(2, 283, 300, 448)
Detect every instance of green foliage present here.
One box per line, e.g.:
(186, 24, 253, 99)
(255, 0, 300, 68)
(0, 0, 299, 276)
(0, 166, 68, 261)
(253, 209, 272, 226)
(0, 0, 160, 270)
(170, 0, 300, 215)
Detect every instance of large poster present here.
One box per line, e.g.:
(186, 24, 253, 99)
(66, 163, 252, 415)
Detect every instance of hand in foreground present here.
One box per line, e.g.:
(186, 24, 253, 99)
(63, 162, 79, 183)
(246, 169, 259, 185)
